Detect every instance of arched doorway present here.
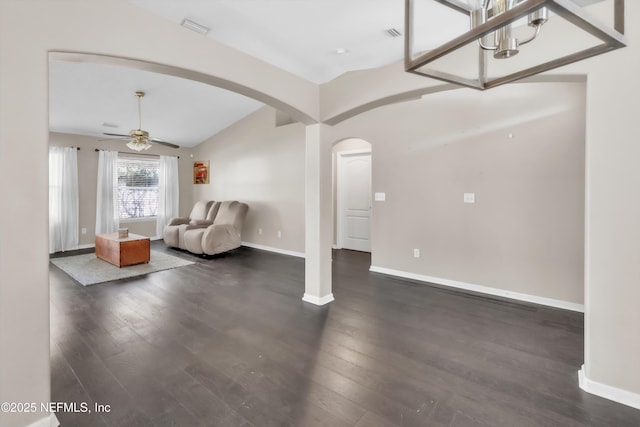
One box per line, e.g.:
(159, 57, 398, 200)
(332, 138, 373, 252)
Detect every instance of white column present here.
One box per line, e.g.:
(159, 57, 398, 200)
(303, 124, 334, 305)
(579, 2, 640, 408)
(0, 8, 52, 427)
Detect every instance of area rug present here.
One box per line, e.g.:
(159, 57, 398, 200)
(50, 250, 195, 286)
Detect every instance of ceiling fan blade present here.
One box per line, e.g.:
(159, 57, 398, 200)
(98, 138, 128, 142)
(103, 132, 179, 148)
(150, 139, 180, 149)
(103, 132, 130, 138)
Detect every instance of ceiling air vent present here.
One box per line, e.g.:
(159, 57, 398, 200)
(386, 28, 402, 38)
(181, 18, 210, 35)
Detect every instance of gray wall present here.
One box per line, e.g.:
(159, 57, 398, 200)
(49, 132, 193, 246)
(332, 82, 586, 305)
(192, 108, 306, 254)
(195, 81, 586, 305)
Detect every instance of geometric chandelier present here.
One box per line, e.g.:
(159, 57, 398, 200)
(405, 0, 626, 90)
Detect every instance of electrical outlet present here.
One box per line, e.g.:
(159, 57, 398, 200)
(277, 230, 282, 238)
(413, 248, 420, 258)
(258, 228, 263, 235)
(81, 227, 87, 235)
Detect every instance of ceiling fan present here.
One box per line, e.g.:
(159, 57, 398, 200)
(103, 91, 179, 151)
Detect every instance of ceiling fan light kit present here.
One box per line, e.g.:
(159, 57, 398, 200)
(405, 0, 626, 90)
(126, 131, 153, 151)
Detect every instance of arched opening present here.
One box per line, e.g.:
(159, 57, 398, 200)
(50, 52, 318, 126)
(48, 54, 273, 244)
(332, 138, 373, 253)
(47, 54, 324, 426)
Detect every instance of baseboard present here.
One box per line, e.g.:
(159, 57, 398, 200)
(241, 242, 305, 258)
(27, 413, 59, 427)
(302, 293, 335, 306)
(369, 265, 584, 313)
(579, 365, 640, 410)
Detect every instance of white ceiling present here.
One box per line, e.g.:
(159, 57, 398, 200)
(49, 60, 264, 148)
(129, 0, 409, 84)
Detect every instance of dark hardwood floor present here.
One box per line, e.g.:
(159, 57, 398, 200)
(50, 244, 640, 426)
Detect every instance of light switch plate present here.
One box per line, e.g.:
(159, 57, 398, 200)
(374, 192, 386, 201)
(464, 193, 475, 203)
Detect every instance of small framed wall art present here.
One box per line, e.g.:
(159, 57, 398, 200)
(193, 160, 209, 184)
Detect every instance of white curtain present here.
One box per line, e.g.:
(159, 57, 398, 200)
(156, 155, 180, 237)
(95, 150, 119, 235)
(49, 147, 79, 253)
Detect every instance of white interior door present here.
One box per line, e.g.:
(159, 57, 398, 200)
(338, 151, 372, 252)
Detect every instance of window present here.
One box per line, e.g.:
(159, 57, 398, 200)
(117, 156, 159, 219)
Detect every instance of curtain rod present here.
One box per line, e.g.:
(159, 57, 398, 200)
(94, 148, 179, 159)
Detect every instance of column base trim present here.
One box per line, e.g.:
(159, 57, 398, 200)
(578, 365, 640, 410)
(27, 413, 59, 427)
(302, 293, 335, 306)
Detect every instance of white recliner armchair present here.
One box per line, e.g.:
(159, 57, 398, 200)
(163, 200, 219, 250)
(183, 201, 249, 256)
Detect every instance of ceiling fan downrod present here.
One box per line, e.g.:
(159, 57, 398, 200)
(135, 91, 145, 130)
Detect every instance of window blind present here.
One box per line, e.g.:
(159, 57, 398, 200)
(117, 156, 160, 219)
